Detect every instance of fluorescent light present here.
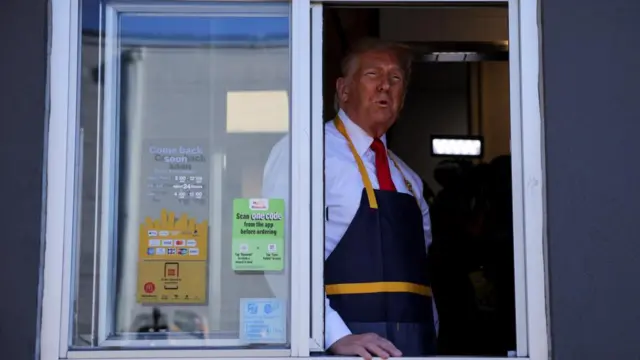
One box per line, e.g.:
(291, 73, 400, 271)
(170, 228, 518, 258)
(226, 90, 289, 133)
(431, 136, 483, 157)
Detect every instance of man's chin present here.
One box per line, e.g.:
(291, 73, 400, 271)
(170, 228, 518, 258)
(368, 117, 396, 135)
(371, 112, 397, 124)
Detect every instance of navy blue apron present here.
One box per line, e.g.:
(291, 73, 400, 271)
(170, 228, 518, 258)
(325, 116, 437, 356)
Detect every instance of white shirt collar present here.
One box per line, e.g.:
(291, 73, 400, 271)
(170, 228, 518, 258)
(337, 109, 388, 157)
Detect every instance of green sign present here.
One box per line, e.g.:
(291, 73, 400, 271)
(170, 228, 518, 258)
(232, 198, 285, 271)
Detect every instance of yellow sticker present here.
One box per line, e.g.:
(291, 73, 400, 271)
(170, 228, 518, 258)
(138, 208, 208, 261)
(137, 208, 208, 304)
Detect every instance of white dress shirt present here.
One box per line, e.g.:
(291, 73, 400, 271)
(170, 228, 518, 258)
(262, 109, 438, 349)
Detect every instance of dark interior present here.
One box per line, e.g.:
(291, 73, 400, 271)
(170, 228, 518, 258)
(323, 4, 516, 356)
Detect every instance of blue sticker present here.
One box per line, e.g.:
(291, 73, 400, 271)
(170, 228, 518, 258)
(239, 298, 287, 344)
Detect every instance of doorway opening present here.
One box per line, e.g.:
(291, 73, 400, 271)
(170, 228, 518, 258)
(322, 4, 516, 357)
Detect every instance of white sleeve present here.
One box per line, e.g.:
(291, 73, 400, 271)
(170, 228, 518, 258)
(261, 136, 291, 300)
(264, 134, 354, 348)
(323, 149, 352, 348)
(325, 298, 352, 348)
(415, 179, 440, 335)
(262, 135, 290, 201)
(262, 136, 353, 345)
(414, 179, 433, 250)
(417, 181, 439, 335)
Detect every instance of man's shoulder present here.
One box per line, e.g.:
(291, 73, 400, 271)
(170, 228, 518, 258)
(265, 122, 343, 159)
(324, 119, 339, 137)
(324, 120, 350, 157)
(266, 134, 290, 160)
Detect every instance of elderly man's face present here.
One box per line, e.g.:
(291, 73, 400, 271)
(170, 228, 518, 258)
(338, 50, 406, 136)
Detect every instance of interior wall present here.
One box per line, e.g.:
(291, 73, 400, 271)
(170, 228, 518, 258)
(389, 60, 511, 190)
(379, 6, 511, 186)
(388, 63, 470, 191)
(379, 7, 508, 42)
(479, 61, 511, 162)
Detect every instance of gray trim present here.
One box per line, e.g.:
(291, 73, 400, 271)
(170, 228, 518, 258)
(542, 0, 640, 358)
(0, 0, 48, 359)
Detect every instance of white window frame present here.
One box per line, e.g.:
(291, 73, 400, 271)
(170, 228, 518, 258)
(96, 1, 300, 352)
(308, 1, 548, 360)
(41, 0, 547, 358)
(306, 0, 550, 358)
(42, 0, 311, 359)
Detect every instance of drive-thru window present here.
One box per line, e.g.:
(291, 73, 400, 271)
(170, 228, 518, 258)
(41, 0, 547, 359)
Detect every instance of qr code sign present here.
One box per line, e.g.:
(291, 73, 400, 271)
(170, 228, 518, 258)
(267, 244, 277, 253)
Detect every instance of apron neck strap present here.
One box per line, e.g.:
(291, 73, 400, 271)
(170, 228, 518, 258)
(333, 116, 419, 209)
(334, 115, 378, 209)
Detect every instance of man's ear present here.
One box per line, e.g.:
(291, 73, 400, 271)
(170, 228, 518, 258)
(399, 91, 407, 111)
(336, 77, 348, 102)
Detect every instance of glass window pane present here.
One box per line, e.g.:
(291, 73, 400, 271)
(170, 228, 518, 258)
(72, 0, 291, 349)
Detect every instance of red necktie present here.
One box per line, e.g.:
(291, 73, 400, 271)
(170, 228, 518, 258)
(370, 138, 396, 191)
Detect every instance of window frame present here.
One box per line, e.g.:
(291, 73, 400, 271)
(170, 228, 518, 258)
(299, 0, 549, 358)
(309, 3, 325, 352)
(96, 1, 298, 351)
(42, 0, 312, 359)
(41, 0, 548, 359)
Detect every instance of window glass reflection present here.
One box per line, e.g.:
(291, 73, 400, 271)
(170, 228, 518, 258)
(73, 1, 290, 349)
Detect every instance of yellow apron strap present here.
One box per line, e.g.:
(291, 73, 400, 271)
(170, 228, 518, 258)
(333, 116, 420, 209)
(334, 116, 378, 209)
(325, 281, 432, 297)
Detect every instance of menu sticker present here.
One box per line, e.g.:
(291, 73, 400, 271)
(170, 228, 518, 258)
(239, 298, 287, 344)
(232, 198, 285, 271)
(136, 139, 210, 305)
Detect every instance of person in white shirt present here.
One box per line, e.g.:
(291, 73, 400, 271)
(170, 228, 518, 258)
(262, 38, 437, 358)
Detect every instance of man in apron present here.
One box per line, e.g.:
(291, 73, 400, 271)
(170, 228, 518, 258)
(262, 38, 437, 358)
(323, 38, 437, 358)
